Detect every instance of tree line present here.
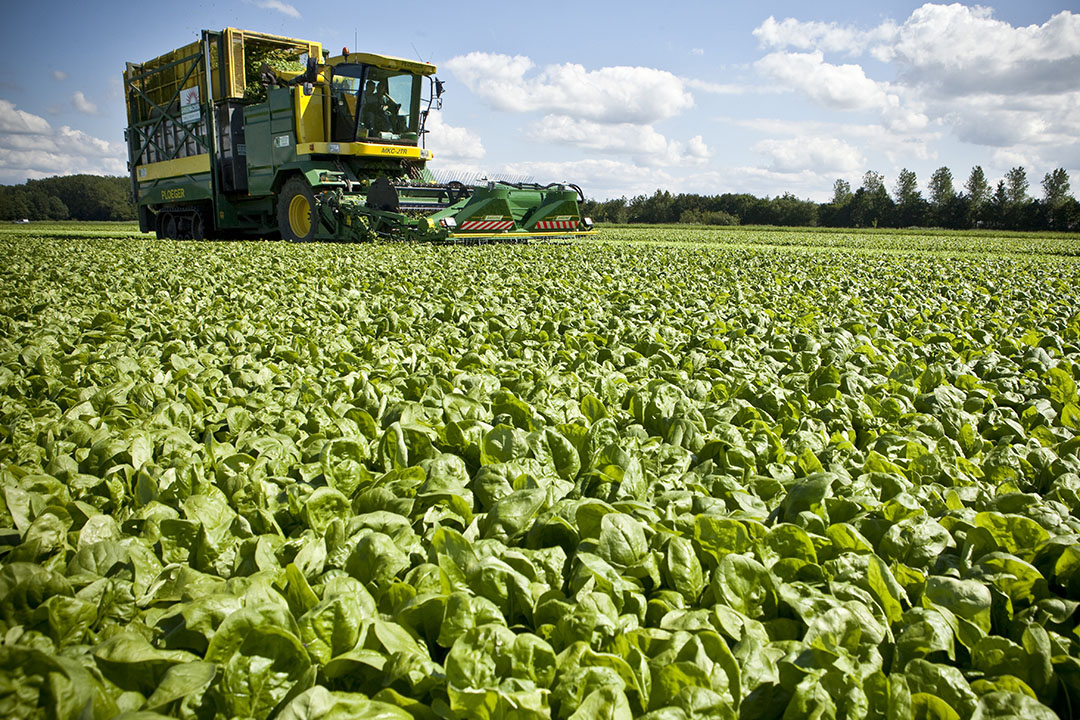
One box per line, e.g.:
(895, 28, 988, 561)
(582, 165, 1080, 232)
(0, 175, 135, 221)
(3, 166, 1078, 231)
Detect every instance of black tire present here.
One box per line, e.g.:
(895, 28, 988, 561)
(162, 213, 177, 240)
(191, 209, 206, 241)
(278, 177, 318, 242)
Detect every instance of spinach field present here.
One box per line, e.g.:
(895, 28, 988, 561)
(2, 226, 1080, 719)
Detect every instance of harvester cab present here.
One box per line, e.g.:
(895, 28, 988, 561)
(123, 29, 597, 243)
(323, 51, 428, 145)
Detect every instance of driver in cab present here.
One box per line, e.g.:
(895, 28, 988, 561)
(361, 79, 400, 134)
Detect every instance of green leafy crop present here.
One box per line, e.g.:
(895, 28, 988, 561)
(2, 227, 1079, 719)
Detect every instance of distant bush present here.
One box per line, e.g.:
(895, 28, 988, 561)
(679, 209, 739, 226)
(0, 175, 135, 221)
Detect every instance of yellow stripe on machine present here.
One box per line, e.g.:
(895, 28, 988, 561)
(136, 154, 211, 181)
(297, 141, 430, 160)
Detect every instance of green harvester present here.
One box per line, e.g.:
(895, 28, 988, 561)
(123, 28, 596, 243)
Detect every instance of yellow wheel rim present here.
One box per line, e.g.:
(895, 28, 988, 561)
(288, 194, 311, 237)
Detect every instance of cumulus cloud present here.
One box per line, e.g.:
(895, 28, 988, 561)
(444, 52, 694, 124)
(754, 50, 929, 132)
(724, 115, 940, 174)
(755, 51, 887, 112)
(424, 110, 485, 161)
(52, 70, 68, 82)
(528, 115, 708, 166)
(71, 91, 97, 115)
(0, 100, 52, 135)
(885, 4, 1080, 96)
(0, 101, 126, 183)
(754, 15, 898, 55)
(244, 0, 300, 18)
(752, 136, 865, 174)
(751, 3, 1079, 165)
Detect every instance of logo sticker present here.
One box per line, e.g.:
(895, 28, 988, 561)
(180, 86, 200, 125)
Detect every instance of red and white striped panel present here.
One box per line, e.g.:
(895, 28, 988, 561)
(458, 219, 515, 231)
(534, 220, 578, 230)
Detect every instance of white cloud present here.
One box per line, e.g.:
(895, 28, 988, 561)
(752, 136, 865, 174)
(684, 78, 777, 95)
(686, 136, 709, 161)
(0, 99, 52, 135)
(71, 91, 97, 115)
(52, 70, 68, 82)
(751, 4, 1079, 161)
(691, 48, 705, 57)
(424, 110, 485, 161)
(753, 15, 898, 55)
(444, 52, 694, 124)
(755, 51, 928, 132)
(723, 115, 941, 175)
(755, 5, 1080, 96)
(755, 51, 886, 112)
(528, 115, 708, 166)
(886, 5, 1080, 96)
(0, 101, 126, 183)
(244, 0, 300, 18)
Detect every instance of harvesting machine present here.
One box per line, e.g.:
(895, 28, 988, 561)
(123, 29, 595, 243)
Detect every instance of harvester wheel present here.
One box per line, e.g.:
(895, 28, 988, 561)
(278, 177, 318, 242)
(161, 213, 177, 240)
(191, 210, 205, 241)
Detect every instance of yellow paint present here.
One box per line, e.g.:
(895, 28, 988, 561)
(294, 85, 326, 144)
(296, 141, 429, 160)
(223, 27, 321, 99)
(324, 52, 436, 76)
(288, 193, 312, 236)
(136, 153, 211, 181)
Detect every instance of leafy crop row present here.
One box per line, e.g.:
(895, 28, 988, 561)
(2, 230, 1079, 719)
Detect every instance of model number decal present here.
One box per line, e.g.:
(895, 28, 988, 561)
(379, 147, 408, 156)
(161, 188, 185, 201)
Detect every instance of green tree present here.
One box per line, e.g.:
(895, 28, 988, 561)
(47, 196, 69, 220)
(893, 168, 927, 227)
(819, 178, 854, 227)
(928, 167, 955, 206)
(850, 171, 893, 228)
(863, 170, 885, 195)
(771, 192, 818, 226)
(1042, 168, 1074, 231)
(927, 166, 964, 228)
(894, 168, 920, 204)
(965, 166, 989, 205)
(1004, 166, 1029, 205)
(964, 166, 990, 227)
(832, 179, 852, 205)
(989, 180, 1009, 228)
(1043, 168, 1071, 205)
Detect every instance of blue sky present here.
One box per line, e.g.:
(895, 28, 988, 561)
(0, 0, 1077, 201)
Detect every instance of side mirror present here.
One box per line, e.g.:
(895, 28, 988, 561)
(435, 78, 444, 98)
